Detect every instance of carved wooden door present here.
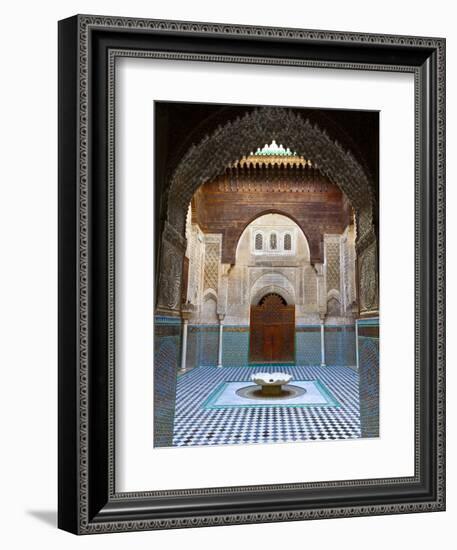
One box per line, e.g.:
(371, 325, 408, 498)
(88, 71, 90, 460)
(249, 293, 295, 363)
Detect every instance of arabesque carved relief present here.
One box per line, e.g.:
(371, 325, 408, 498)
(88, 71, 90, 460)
(157, 238, 184, 312)
(166, 108, 375, 238)
(359, 241, 378, 313)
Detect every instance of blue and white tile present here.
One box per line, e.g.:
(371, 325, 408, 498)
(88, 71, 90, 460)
(172, 365, 361, 447)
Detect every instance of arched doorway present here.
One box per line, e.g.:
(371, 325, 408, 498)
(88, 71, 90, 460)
(249, 293, 295, 364)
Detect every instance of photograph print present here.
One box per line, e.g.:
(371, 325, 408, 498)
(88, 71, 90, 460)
(153, 101, 379, 449)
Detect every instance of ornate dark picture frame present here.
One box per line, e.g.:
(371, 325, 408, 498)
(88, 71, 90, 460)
(58, 14, 445, 534)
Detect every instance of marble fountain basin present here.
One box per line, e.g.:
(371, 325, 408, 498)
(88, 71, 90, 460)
(251, 372, 293, 397)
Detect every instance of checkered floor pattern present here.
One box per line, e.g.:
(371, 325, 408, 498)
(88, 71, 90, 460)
(172, 365, 361, 447)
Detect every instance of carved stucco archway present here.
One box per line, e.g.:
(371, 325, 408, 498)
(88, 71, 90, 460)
(157, 107, 378, 316)
(251, 286, 295, 307)
(250, 273, 296, 306)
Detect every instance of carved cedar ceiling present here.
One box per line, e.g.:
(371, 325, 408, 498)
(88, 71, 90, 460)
(192, 163, 353, 264)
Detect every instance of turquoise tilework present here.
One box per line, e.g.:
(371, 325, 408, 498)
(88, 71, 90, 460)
(358, 317, 379, 438)
(325, 326, 356, 367)
(295, 329, 321, 365)
(186, 328, 200, 370)
(184, 324, 357, 368)
(203, 380, 341, 409)
(222, 328, 250, 367)
(154, 316, 180, 447)
(198, 326, 219, 366)
(358, 317, 380, 326)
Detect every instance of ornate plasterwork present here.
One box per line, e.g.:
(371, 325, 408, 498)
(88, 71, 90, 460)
(250, 272, 296, 305)
(356, 207, 377, 255)
(215, 164, 334, 193)
(187, 224, 205, 307)
(327, 289, 342, 316)
(166, 107, 375, 239)
(314, 262, 327, 316)
(163, 219, 187, 252)
(157, 242, 183, 311)
(359, 241, 378, 313)
(203, 242, 220, 292)
(156, 222, 187, 312)
(341, 225, 357, 313)
(324, 236, 341, 293)
(217, 263, 231, 315)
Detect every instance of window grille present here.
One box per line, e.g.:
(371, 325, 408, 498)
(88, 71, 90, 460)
(255, 233, 263, 250)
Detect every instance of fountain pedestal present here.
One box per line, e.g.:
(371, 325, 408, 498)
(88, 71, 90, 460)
(251, 372, 293, 397)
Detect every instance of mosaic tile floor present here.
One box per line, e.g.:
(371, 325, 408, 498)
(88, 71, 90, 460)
(172, 365, 361, 447)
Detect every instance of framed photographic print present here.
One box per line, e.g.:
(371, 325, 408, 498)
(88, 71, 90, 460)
(58, 14, 446, 534)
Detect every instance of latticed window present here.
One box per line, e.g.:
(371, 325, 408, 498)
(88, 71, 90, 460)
(270, 232, 277, 250)
(284, 233, 292, 251)
(255, 232, 263, 251)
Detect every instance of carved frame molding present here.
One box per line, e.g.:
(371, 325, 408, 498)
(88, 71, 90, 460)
(58, 14, 445, 534)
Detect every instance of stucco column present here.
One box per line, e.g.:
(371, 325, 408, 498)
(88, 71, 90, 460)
(180, 319, 189, 373)
(179, 308, 193, 373)
(217, 313, 225, 368)
(320, 318, 326, 367)
(355, 319, 360, 370)
(216, 264, 230, 368)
